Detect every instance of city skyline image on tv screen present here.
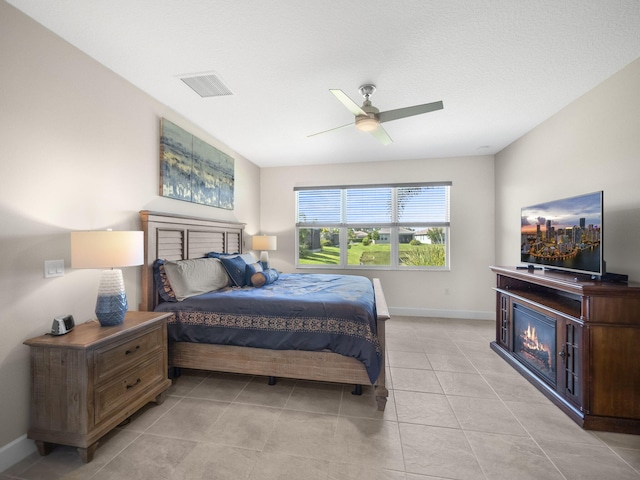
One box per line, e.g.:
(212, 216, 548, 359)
(521, 191, 603, 275)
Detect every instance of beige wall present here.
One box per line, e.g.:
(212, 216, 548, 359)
(260, 155, 497, 319)
(0, 1, 260, 455)
(495, 57, 640, 281)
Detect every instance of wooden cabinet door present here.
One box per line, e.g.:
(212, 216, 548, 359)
(497, 292, 511, 350)
(557, 318, 584, 410)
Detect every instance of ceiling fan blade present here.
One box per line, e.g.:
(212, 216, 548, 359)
(330, 89, 367, 116)
(307, 122, 353, 138)
(378, 100, 444, 124)
(370, 125, 393, 145)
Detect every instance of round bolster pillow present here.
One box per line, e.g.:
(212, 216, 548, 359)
(250, 268, 280, 287)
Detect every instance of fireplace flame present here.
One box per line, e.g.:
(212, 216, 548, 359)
(521, 323, 552, 369)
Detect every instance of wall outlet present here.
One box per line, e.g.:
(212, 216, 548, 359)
(44, 259, 65, 278)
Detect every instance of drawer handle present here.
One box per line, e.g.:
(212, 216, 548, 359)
(125, 378, 141, 390)
(125, 345, 140, 355)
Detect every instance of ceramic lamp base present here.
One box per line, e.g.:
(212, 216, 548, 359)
(259, 251, 269, 270)
(95, 269, 128, 326)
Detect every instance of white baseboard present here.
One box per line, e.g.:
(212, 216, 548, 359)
(389, 307, 494, 321)
(0, 434, 36, 473)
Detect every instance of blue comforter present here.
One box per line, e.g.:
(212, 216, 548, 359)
(155, 273, 382, 383)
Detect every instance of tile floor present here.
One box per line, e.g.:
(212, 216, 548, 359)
(3, 316, 640, 479)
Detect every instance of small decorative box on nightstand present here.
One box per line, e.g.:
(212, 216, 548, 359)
(24, 311, 172, 463)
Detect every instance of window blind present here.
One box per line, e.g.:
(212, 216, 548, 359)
(296, 182, 450, 226)
(346, 187, 393, 224)
(397, 185, 450, 225)
(296, 189, 341, 224)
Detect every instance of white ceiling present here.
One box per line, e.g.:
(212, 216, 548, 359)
(8, 0, 640, 168)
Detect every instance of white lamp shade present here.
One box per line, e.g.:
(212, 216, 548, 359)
(71, 231, 144, 269)
(252, 235, 277, 251)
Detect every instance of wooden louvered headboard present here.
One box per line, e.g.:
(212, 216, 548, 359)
(139, 210, 245, 311)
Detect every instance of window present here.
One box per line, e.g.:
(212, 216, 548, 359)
(295, 182, 451, 269)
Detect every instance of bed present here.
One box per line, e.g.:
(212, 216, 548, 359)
(139, 210, 390, 410)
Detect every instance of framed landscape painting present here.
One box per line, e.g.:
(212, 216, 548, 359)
(160, 118, 234, 209)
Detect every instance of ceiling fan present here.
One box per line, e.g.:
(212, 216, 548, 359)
(309, 84, 443, 145)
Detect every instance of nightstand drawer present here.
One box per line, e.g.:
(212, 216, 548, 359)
(94, 352, 164, 424)
(95, 325, 163, 383)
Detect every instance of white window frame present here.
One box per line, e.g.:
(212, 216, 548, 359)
(295, 182, 451, 270)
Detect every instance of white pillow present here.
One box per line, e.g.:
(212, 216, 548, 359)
(163, 257, 229, 301)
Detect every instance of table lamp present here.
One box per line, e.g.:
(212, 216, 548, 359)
(70, 230, 144, 326)
(252, 235, 277, 269)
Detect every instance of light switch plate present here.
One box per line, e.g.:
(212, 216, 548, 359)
(44, 259, 65, 278)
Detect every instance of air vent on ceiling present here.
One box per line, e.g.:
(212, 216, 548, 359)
(180, 73, 233, 98)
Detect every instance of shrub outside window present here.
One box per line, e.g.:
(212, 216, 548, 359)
(295, 183, 451, 270)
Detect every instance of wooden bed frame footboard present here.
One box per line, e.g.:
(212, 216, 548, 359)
(139, 211, 390, 410)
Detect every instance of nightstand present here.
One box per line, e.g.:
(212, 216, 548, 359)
(24, 311, 172, 462)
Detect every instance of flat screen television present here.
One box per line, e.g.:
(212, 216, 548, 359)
(520, 191, 604, 277)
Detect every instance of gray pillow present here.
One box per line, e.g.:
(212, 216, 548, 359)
(163, 257, 230, 301)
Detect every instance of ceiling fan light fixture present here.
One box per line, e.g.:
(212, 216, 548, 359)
(355, 115, 379, 132)
(311, 85, 443, 145)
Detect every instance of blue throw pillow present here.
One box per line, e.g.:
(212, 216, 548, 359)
(219, 255, 248, 287)
(207, 251, 239, 259)
(208, 252, 257, 265)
